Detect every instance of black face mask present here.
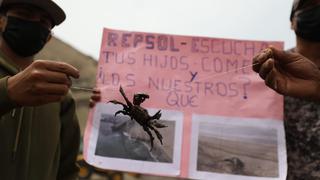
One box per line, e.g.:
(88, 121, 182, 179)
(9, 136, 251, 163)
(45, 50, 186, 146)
(295, 5, 320, 42)
(3, 16, 50, 57)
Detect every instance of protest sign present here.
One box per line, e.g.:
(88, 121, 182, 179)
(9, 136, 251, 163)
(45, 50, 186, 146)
(84, 28, 286, 180)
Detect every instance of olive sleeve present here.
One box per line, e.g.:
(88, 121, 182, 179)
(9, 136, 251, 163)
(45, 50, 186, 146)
(57, 93, 80, 180)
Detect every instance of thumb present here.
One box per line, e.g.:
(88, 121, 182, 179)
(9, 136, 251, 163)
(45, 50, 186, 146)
(269, 46, 297, 65)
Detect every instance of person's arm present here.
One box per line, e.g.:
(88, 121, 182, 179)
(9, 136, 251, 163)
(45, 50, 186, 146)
(1, 60, 79, 116)
(252, 47, 320, 100)
(0, 76, 18, 116)
(7, 60, 79, 106)
(57, 93, 80, 180)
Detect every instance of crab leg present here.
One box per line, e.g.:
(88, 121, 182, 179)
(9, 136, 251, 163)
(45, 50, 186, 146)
(143, 125, 155, 151)
(148, 124, 163, 145)
(119, 86, 133, 108)
(150, 110, 161, 120)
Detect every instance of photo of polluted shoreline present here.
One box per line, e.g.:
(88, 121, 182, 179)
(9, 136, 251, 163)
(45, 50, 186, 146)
(197, 122, 279, 178)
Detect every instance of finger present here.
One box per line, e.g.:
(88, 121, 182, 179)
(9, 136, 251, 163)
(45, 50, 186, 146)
(265, 68, 287, 95)
(44, 70, 71, 85)
(39, 60, 80, 78)
(269, 47, 299, 65)
(90, 88, 101, 108)
(252, 48, 273, 72)
(265, 69, 278, 92)
(89, 87, 101, 94)
(259, 58, 274, 80)
(90, 94, 101, 101)
(92, 88, 101, 94)
(89, 99, 96, 108)
(90, 88, 101, 100)
(32, 83, 69, 95)
(67, 76, 72, 87)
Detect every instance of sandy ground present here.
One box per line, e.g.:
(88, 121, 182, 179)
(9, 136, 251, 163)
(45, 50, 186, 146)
(197, 135, 278, 177)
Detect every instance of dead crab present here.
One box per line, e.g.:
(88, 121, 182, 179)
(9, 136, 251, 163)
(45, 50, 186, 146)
(109, 86, 167, 151)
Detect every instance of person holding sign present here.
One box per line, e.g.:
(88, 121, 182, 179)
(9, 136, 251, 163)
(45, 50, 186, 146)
(253, 47, 320, 100)
(0, 0, 81, 179)
(253, 0, 320, 179)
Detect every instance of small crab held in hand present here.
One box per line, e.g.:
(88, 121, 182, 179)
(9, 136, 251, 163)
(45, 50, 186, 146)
(109, 86, 167, 151)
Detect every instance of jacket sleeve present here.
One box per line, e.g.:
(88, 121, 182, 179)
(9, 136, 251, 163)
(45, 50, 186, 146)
(0, 76, 18, 116)
(57, 93, 80, 180)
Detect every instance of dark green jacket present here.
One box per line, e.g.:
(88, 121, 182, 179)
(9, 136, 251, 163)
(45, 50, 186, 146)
(0, 53, 80, 180)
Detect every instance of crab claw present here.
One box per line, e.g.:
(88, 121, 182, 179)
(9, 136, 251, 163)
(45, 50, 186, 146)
(153, 110, 162, 119)
(152, 122, 167, 128)
(114, 110, 122, 116)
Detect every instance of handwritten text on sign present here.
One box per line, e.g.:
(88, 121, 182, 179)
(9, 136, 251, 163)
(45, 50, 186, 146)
(97, 28, 283, 118)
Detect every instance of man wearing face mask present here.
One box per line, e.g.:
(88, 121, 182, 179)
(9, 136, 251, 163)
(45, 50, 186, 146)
(252, 0, 320, 179)
(0, 0, 80, 180)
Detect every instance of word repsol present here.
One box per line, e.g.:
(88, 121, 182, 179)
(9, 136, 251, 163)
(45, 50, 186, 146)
(107, 32, 180, 52)
(191, 38, 270, 56)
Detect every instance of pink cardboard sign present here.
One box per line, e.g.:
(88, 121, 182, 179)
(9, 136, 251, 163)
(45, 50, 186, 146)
(84, 28, 286, 180)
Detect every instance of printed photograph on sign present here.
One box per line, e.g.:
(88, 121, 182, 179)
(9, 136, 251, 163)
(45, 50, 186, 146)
(85, 102, 183, 175)
(95, 107, 176, 162)
(197, 122, 278, 177)
(188, 114, 283, 179)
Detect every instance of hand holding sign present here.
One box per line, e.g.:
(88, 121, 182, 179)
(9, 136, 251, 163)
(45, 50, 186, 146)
(253, 47, 320, 100)
(8, 60, 79, 106)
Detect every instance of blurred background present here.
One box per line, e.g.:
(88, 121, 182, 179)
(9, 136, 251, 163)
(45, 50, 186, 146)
(39, 0, 295, 179)
(53, 0, 295, 60)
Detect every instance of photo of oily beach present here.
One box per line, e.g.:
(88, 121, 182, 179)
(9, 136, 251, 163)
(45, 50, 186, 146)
(197, 122, 279, 177)
(95, 113, 175, 163)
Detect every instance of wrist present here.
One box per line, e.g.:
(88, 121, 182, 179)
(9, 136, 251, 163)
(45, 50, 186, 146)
(313, 68, 320, 101)
(7, 76, 17, 104)
(0, 76, 19, 114)
(314, 80, 320, 101)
